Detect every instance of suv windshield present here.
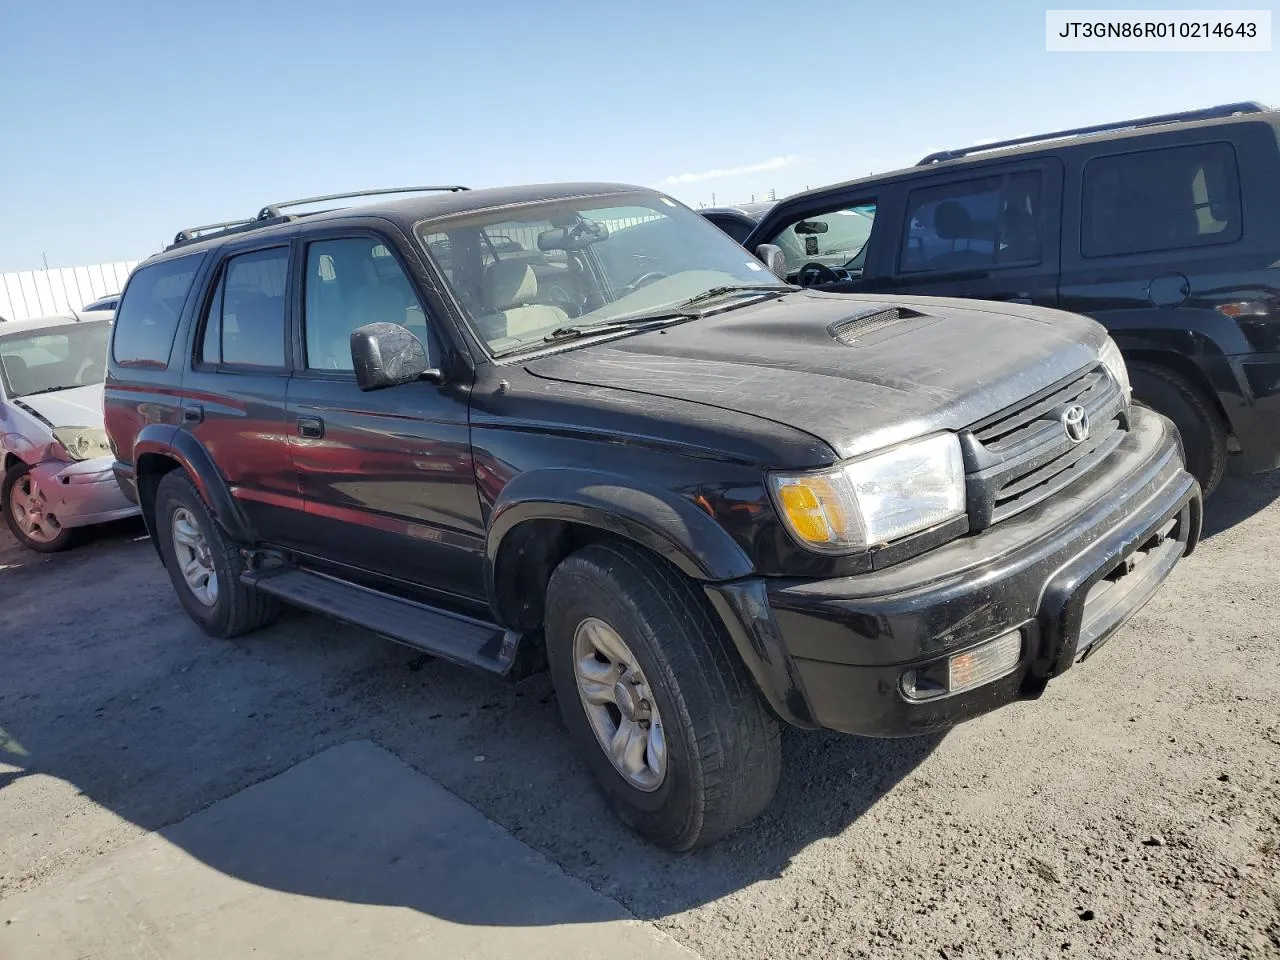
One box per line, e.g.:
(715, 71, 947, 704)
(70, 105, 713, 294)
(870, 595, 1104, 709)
(0, 320, 113, 398)
(416, 191, 785, 355)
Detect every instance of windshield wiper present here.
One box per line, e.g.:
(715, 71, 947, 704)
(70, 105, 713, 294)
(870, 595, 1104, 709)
(542, 312, 695, 343)
(678, 283, 798, 307)
(20, 385, 72, 396)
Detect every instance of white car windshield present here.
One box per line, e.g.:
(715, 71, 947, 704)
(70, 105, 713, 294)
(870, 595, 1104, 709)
(0, 320, 112, 398)
(416, 191, 787, 355)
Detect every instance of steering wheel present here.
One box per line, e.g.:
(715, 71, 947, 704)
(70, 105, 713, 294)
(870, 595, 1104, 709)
(541, 283, 576, 315)
(625, 271, 669, 293)
(796, 262, 840, 287)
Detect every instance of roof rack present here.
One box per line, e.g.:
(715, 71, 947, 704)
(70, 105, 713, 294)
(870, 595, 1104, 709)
(916, 101, 1269, 165)
(171, 217, 258, 245)
(255, 185, 468, 220)
(167, 185, 469, 250)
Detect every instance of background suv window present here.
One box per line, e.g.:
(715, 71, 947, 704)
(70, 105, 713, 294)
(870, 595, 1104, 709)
(771, 203, 877, 276)
(111, 254, 203, 368)
(900, 172, 1043, 273)
(303, 238, 428, 371)
(199, 248, 289, 368)
(1081, 141, 1242, 258)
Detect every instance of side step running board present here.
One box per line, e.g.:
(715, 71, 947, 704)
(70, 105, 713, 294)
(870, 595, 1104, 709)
(242, 567, 533, 680)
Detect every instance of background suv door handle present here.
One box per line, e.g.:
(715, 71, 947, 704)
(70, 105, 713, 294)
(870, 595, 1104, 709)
(297, 416, 325, 439)
(182, 402, 203, 424)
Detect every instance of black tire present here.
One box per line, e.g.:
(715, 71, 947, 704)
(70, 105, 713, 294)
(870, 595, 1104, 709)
(2, 461, 77, 553)
(545, 541, 781, 851)
(153, 470, 278, 638)
(1130, 362, 1228, 496)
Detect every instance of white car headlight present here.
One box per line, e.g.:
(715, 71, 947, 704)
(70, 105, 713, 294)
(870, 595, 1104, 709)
(769, 433, 966, 552)
(1098, 337, 1131, 401)
(52, 426, 111, 461)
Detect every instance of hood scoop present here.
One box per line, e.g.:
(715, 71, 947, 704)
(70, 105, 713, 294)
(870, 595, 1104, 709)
(828, 305, 926, 346)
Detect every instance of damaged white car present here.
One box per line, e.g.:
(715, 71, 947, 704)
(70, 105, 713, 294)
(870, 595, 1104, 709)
(0, 315, 139, 551)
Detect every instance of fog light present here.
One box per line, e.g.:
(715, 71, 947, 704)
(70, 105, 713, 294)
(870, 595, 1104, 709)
(901, 630, 1023, 701)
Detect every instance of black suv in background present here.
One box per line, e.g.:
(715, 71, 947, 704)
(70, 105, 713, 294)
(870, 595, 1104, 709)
(105, 183, 1200, 849)
(744, 102, 1280, 495)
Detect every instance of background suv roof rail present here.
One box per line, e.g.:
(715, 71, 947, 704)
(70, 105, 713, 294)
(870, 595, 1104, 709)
(255, 185, 469, 220)
(916, 101, 1270, 165)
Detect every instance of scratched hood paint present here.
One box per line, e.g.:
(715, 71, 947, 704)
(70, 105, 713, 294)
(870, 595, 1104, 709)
(524, 291, 1108, 460)
(14, 383, 106, 429)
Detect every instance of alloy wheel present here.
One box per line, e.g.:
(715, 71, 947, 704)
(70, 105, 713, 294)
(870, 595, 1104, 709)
(572, 616, 668, 791)
(171, 507, 218, 606)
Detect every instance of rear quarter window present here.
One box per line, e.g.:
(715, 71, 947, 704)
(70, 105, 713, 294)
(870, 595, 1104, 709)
(111, 254, 205, 368)
(1081, 141, 1243, 258)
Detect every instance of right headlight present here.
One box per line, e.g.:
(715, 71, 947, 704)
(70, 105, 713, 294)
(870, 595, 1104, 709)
(1098, 336, 1131, 402)
(769, 433, 966, 553)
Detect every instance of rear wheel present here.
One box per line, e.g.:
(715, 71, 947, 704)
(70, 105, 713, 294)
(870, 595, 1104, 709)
(545, 542, 781, 850)
(1130, 362, 1228, 496)
(153, 471, 278, 638)
(2, 462, 76, 553)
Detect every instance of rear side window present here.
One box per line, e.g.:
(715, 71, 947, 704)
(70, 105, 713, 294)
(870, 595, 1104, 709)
(1081, 142, 1242, 258)
(198, 247, 290, 368)
(111, 254, 203, 367)
(899, 171, 1044, 273)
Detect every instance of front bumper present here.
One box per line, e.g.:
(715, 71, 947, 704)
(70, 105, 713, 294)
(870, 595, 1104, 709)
(706, 406, 1201, 737)
(30, 455, 141, 529)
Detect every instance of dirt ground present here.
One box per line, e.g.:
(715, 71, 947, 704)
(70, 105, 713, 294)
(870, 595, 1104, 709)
(1, 467, 1277, 959)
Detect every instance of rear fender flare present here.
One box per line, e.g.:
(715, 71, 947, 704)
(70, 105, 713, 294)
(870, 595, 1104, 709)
(133, 425, 256, 544)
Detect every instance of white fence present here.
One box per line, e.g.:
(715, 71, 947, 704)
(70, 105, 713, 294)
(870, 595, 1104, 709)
(0, 261, 139, 323)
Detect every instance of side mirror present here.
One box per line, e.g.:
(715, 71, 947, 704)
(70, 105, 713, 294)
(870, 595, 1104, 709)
(350, 322, 440, 391)
(755, 243, 788, 278)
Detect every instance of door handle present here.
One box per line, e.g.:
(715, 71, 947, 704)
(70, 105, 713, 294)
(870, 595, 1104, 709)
(182, 402, 203, 424)
(297, 416, 324, 439)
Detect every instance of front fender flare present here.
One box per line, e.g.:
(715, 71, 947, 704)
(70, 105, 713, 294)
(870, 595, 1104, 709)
(485, 468, 756, 593)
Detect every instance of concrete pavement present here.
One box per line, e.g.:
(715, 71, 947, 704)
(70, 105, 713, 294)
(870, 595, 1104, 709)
(0, 740, 699, 959)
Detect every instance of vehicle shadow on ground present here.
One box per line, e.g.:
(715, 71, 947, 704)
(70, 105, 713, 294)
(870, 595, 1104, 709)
(1201, 466, 1280, 539)
(0, 516, 944, 929)
(0, 516, 148, 577)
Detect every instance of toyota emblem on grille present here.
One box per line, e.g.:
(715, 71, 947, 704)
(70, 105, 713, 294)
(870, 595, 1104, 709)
(1062, 404, 1090, 443)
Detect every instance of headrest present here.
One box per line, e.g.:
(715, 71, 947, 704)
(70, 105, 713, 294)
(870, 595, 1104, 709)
(933, 200, 974, 241)
(483, 261, 537, 310)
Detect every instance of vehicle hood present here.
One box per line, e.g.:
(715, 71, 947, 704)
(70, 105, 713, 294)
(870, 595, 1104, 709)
(524, 291, 1108, 461)
(11, 383, 105, 430)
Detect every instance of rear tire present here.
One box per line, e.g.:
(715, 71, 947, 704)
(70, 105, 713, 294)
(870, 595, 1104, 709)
(545, 541, 781, 851)
(153, 471, 278, 638)
(1130, 362, 1228, 497)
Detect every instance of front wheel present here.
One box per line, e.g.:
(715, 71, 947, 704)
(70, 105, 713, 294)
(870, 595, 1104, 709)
(545, 542, 781, 851)
(3, 462, 76, 553)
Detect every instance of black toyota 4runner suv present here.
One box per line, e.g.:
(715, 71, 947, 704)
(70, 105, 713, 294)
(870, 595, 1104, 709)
(744, 102, 1280, 496)
(105, 183, 1201, 850)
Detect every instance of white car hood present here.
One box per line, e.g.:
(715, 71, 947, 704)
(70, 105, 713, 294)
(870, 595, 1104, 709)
(13, 383, 105, 429)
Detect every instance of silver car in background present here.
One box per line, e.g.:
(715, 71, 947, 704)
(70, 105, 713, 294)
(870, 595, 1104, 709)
(0, 315, 139, 551)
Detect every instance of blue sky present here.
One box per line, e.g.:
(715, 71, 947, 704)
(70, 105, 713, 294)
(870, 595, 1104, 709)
(0, 0, 1274, 271)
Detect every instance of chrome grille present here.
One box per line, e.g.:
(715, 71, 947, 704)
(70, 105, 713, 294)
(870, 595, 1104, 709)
(963, 365, 1128, 528)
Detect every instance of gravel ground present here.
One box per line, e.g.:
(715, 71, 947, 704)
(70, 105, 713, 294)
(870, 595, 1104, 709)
(1, 468, 1277, 959)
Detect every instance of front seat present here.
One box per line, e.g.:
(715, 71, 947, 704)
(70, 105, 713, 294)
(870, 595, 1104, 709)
(479, 261, 567, 340)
